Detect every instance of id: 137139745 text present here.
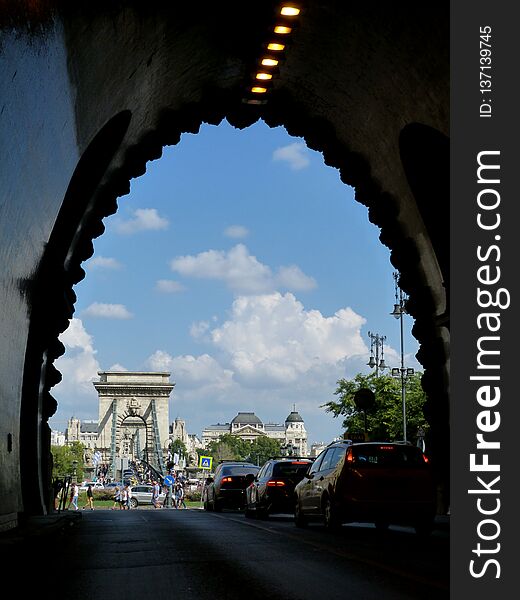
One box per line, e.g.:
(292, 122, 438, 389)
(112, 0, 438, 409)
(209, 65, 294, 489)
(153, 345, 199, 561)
(480, 26, 492, 118)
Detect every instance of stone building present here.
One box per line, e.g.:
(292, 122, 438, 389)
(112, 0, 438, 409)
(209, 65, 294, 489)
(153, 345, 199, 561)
(169, 417, 204, 468)
(93, 371, 174, 478)
(65, 417, 98, 450)
(202, 410, 308, 456)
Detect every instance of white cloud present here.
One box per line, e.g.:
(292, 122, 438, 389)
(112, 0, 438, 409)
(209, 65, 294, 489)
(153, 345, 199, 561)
(224, 225, 249, 239)
(210, 292, 367, 387)
(170, 244, 316, 294)
(114, 208, 169, 234)
(146, 350, 233, 391)
(272, 142, 310, 170)
(155, 279, 186, 293)
(170, 244, 272, 293)
(190, 320, 211, 338)
(108, 363, 128, 372)
(83, 302, 133, 319)
(86, 256, 122, 270)
(276, 265, 316, 291)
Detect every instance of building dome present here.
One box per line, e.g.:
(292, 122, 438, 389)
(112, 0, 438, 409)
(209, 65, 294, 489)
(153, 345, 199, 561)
(285, 411, 304, 423)
(231, 412, 262, 425)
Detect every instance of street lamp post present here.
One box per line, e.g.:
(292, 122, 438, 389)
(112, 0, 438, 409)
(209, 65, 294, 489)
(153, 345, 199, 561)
(390, 272, 414, 443)
(367, 332, 387, 376)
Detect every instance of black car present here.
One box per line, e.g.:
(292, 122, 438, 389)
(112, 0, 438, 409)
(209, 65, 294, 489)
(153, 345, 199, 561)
(203, 461, 260, 512)
(245, 457, 314, 518)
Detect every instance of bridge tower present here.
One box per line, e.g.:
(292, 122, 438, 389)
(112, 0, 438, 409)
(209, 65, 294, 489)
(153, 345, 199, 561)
(94, 372, 174, 479)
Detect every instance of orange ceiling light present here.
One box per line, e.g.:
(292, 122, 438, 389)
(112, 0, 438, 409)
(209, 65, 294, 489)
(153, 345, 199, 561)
(261, 58, 279, 67)
(267, 42, 285, 51)
(280, 6, 300, 16)
(256, 72, 273, 80)
(251, 86, 268, 94)
(274, 25, 292, 34)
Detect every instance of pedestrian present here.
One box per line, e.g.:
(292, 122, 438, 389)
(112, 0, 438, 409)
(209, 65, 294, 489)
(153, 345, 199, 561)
(68, 482, 79, 511)
(127, 484, 132, 509)
(83, 484, 94, 510)
(152, 480, 161, 508)
(121, 484, 128, 510)
(111, 486, 121, 510)
(175, 482, 186, 509)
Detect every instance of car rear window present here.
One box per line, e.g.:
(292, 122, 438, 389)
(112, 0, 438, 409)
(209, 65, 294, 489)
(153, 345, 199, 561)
(221, 465, 259, 476)
(273, 462, 311, 478)
(352, 445, 426, 467)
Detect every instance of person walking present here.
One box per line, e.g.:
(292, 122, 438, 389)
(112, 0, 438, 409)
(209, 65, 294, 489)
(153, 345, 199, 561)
(68, 482, 79, 511)
(175, 482, 187, 509)
(152, 480, 161, 508)
(83, 484, 94, 510)
(121, 484, 130, 510)
(111, 486, 121, 510)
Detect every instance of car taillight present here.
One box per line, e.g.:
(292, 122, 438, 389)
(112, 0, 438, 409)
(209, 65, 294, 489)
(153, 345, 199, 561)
(267, 480, 286, 487)
(221, 477, 233, 483)
(423, 454, 430, 463)
(379, 445, 395, 450)
(346, 449, 353, 463)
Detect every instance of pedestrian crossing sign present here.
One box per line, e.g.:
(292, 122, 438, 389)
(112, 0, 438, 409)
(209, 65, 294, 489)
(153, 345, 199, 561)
(199, 456, 213, 470)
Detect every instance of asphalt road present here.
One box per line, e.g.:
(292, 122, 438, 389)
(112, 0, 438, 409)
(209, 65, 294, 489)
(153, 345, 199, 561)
(3, 508, 449, 599)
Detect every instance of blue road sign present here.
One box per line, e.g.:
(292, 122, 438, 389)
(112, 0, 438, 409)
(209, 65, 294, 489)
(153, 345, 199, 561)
(163, 475, 175, 487)
(199, 456, 213, 470)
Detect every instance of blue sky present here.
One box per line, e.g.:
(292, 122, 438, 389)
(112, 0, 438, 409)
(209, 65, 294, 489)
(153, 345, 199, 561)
(49, 120, 421, 444)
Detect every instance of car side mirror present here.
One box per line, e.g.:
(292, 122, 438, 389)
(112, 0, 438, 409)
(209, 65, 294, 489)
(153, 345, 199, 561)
(244, 473, 256, 485)
(305, 472, 314, 480)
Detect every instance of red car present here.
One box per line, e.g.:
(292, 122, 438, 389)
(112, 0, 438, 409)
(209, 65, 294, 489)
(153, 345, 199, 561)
(293, 441, 437, 535)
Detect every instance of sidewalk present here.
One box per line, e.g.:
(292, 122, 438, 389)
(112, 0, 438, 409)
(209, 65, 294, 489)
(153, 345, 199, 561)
(0, 510, 82, 547)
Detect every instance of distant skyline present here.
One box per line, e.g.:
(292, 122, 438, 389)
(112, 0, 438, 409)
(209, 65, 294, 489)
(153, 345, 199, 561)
(49, 120, 421, 444)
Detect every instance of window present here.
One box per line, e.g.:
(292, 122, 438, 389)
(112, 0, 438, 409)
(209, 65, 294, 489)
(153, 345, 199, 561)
(352, 445, 426, 467)
(273, 462, 311, 478)
(309, 452, 325, 474)
(318, 446, 347, 471)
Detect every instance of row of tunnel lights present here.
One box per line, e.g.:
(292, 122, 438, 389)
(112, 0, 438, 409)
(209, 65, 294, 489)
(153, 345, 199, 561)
(243, 4, 302, 105)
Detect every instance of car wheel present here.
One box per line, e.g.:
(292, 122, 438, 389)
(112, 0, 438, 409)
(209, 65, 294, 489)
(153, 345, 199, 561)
(323, 497, 340, 529)
(294, 499, 307, 528)
(130, 498, 138, 509)
(244, 505, 254, 519)
(212, 497, 222, 512)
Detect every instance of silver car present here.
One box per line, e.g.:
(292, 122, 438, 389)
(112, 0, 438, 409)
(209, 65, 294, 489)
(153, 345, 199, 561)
(129, 485, 166, 508)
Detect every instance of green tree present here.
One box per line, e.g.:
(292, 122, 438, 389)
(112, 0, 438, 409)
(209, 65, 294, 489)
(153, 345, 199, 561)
(246, 436, 282, 466)
(322, 372, 429, 442)
(203, 434, 281, 467)
(51, 442, 85, 480)
(205, 434, 250, 462)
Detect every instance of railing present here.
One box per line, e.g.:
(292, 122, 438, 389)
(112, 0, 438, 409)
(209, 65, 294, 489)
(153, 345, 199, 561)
(53, 475, 72, 513)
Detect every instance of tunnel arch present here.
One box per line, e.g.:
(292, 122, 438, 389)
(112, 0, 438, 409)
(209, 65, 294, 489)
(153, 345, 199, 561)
(23, 106, 449, 516)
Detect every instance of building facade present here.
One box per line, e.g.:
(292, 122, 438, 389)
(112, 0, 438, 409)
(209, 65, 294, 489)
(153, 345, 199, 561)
(65, 418, 98, 449)
(202, 411, 308, 456)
